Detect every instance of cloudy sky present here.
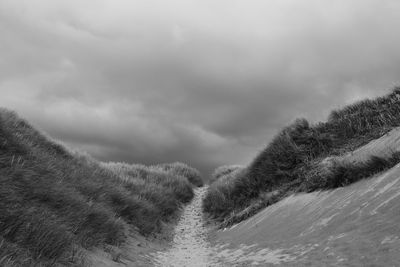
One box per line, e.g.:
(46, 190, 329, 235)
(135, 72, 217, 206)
(1, 0, 400, 175)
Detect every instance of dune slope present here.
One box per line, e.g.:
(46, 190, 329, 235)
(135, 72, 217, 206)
(216, 129, 400, 266)
(204, 88, 400, 223)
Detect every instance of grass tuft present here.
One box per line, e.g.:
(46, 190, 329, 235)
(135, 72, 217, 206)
(302, 152, 400, 191)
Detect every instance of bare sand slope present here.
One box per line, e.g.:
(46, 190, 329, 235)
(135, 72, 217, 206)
(217, 129, 400, 266)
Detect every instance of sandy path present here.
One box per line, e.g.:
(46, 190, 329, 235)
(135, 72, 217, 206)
(88, 187, 218, 267)
(150, 186, 222, 267)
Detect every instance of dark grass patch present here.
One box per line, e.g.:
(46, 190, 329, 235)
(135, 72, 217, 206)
(301, 153, 400, 191)
(202, 168, 252, 218)
(218, 190, 282, 228)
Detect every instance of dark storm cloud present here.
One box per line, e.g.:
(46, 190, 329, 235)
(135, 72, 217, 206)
(1, 0, 400, 174)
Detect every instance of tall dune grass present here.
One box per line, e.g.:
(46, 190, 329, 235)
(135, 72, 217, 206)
(209, 165, 244, 184)
(153, 162, 204, 187)
(103, 162, 194, 216)
(203, 88, 400, 221)
(0, 109, 200, 266)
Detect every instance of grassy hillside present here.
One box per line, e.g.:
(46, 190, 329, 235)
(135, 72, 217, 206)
(0, 109, 202, 266)
(209, 165, 244, 184)
(203, 88, 400, 224)
(153, 162, 204, 187)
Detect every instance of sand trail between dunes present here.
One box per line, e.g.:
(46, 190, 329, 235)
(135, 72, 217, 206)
(89, 186, 291, 266)
(151, 186, 218, 266)
(150, 187, 293, 267)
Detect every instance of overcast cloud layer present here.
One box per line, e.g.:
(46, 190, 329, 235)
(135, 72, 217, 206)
(1, 0, 400, 175)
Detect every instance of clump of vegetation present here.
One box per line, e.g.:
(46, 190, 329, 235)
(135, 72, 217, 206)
(302, 152, 400, 191)
(103, 162, 194, 211)
(0, 109, 200, 266)
(202, 167, 248, 217)
(153, 162, 204, 187)
(203, 88, 400, 222)
(210, 165, 244, 184)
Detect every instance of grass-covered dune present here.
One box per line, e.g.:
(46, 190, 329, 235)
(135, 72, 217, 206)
(0, 108, 202, 266)
(203, 88, 400, 224)
(209, 165, 244, 184)
(153, 162, 204, 187)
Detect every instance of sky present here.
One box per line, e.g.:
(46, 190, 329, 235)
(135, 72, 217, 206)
(1, 0, 400, 175)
